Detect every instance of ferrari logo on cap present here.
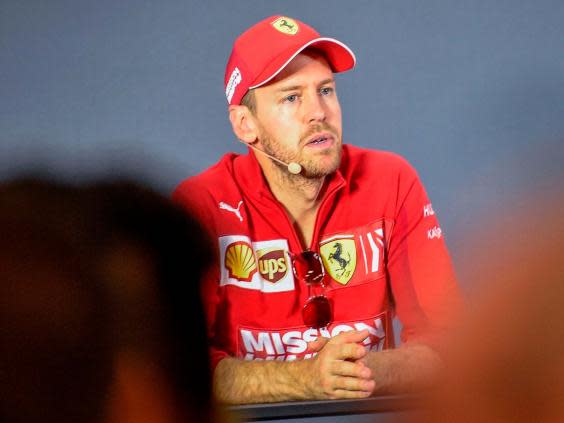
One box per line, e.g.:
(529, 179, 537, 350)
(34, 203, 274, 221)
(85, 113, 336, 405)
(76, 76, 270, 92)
(320, 238, 357, 285)
(271, 17, 299, 35)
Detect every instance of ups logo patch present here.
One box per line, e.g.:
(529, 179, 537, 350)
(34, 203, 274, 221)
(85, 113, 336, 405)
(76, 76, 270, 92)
(257, 248, 288, 283)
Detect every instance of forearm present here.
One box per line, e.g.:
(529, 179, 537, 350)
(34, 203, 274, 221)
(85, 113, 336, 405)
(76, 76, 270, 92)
(365, 343, 444, 394)
(213, 331, 378, 404)
(213, 356, 313, 404)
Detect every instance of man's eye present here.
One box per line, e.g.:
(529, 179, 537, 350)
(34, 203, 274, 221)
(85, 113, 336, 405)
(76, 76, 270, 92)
(320, 87, 333, 96)
(285, 94, 298, 103)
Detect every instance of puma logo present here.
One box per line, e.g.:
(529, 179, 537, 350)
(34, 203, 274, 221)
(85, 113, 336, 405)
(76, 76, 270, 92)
(219, 200, 244, 222)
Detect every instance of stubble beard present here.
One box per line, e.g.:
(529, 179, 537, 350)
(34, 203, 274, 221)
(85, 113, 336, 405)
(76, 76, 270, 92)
(259, 123, 342, 179)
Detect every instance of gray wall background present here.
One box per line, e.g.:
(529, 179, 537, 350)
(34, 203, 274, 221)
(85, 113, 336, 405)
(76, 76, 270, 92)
(2, 0, 563, 288)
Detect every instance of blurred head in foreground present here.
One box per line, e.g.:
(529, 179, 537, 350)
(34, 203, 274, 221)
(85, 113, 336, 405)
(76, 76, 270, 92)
(419, 192, 564, 422)
(0, 178, 216, 422)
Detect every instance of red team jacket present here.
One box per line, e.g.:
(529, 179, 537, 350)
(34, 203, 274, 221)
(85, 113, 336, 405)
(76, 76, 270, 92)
(173, 144, 461, 370)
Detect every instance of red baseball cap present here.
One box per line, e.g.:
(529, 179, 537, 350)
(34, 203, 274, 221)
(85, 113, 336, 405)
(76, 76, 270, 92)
(224, 15, 356, 105)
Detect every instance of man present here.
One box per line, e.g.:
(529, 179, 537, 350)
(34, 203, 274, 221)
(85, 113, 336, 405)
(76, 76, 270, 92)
(173, 15, 462, 404)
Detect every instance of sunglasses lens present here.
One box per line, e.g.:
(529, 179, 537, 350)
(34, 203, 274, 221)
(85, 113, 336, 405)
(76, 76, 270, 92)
(302, 296, 332, 329)
(293, 251, 324, 284)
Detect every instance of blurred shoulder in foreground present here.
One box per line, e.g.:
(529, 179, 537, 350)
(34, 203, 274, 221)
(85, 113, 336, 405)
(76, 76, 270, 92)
(418, 192, 564, 422)
(0, 177, 224, 423)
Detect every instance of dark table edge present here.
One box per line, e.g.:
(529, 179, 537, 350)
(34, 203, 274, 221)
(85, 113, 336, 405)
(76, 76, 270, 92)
(226, 394, 425, 421)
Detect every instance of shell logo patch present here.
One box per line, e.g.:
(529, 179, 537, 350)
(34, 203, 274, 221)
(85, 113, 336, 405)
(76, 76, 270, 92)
(320, 238, 357, 285)
(225, 241, 257, 282)
(219, 236, 295, 292)
(257, 248, 288, 283)
(271, 17, 299, 35)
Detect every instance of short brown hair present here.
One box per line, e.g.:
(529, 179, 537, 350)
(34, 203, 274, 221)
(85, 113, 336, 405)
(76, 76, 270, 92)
(240, 89, 256, 114)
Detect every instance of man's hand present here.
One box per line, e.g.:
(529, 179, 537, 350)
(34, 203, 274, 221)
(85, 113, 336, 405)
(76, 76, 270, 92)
(213, 331, 442, 404)
(305, 329, 375, 399)
(213, 329, 375, 404)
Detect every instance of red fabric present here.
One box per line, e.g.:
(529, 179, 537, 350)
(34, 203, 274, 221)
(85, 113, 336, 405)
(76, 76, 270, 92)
(173, 145, 462, 370)
(224, 15, 355, 105)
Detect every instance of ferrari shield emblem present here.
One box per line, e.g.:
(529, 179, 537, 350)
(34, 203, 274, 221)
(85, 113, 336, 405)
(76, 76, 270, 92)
(320, 238, 357, 285)
(271, 17, 299, 35)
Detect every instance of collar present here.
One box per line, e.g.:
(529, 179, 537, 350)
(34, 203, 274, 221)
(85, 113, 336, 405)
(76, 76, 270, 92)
(232, 148, 347, 202)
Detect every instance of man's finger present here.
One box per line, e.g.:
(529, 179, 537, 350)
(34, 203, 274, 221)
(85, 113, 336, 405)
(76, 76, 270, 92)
(330, 329, 370, 345)
(330, 388, 374, 400)
(331, 360, 372, 379)
(332, 375, 376, 393)
(308, 336, 330, 352)
(308, 329, 370, 354)
(330, 341, 368, 361)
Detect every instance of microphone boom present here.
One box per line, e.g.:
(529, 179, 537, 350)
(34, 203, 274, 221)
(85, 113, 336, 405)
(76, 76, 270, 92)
(241, 141, 303, 175)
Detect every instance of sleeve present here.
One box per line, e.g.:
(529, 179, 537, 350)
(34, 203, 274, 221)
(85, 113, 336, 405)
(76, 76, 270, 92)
(199, 265, 231, 371)
(172, 181, 230, 371)
(385, 160, 463, 350)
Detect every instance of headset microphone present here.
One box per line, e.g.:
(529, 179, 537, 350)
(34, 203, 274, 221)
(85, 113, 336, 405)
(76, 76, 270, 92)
(239, 140, 303, 175)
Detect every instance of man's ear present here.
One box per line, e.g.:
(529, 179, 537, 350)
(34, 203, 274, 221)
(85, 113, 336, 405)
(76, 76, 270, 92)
(228, 105, 258, 144)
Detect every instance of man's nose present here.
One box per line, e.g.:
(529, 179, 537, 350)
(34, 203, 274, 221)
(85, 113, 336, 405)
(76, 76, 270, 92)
(303, 93, 326, 124)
